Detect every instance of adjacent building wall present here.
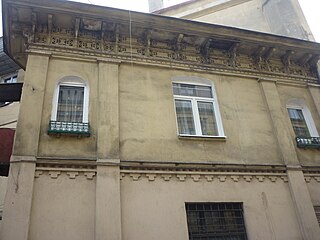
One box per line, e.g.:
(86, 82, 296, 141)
(156, 0, 314, 40)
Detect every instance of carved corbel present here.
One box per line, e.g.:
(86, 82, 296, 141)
(114, 24, 120, 53)
(281, 50, 295, 72)
(144, 29, 153, 56)
(264, 47, 276, 62)
(253, 46, 266, 70)
(74, 18, 80, 47)
(308, 55, 320, 76)
(100, 22, 107, 51)
(308, 54, 320, 66)
(299, 53, 312, 66)
(175, 33, 184, 51)
(47, 14, 53, 44)
(31, 12, 37, 43)
(200, 38, 213, 63)
(228, 42, 240, 67)
(173, 33, 184, 60)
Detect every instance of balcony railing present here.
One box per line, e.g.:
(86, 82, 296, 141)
(48, 121, 90, 137)
(296, 137, 320, 149)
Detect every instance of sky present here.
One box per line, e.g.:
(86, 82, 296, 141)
(0, 0, 319, 42)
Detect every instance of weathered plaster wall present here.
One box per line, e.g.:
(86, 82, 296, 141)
(0, 176, 8, 218)
(119, 64, 281, 164)
(277, 85, 320, 166)
(120, 177, 302, 240)
(307, 181, 320, 206)
(195, 0, 271, 33)
(38, 58, 99, 158)
(28, 172, 95, 240)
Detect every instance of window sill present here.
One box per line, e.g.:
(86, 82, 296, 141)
(178, 135, 227, 141)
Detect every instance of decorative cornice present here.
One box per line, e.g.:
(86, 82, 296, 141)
(35, 166, 96, 180)
(120, 170, 288, 183)
(26, 45, 318, 85)
(119, 162, 288, 183)
(304, 174, 320, 183)
(3, 0, 320, 85)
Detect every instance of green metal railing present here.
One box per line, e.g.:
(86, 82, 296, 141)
(296, 137, 320, 149)
(48, 121, 90, 137)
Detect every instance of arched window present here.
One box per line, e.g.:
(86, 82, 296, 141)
(49, 76, 90, 136)
(286, 99, 318, 137)
(172, 76, 225, 138)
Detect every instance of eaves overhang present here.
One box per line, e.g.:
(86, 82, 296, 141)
(2, 0, 320, 83)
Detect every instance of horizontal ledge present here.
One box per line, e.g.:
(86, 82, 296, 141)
(178, 135, 227, 141)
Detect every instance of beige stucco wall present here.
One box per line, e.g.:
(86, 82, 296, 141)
(21, 57, 285, 165)
(277, 85, 320, 166)
(121, 176, 302, 240)
(0, 177, 8, 230)
(0, 176, 8, 218)
(195, 0, 271, 33)
(119, 64, 281, 164)
(28, 172, 95, 240)
(37, 58, 98, 158)
(159, 0, 314, 40)
(307, 181, 320, 206)
(4, 53, 320, 240)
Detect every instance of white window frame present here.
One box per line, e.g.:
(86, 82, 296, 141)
(287, 99, 319, 137)
(1, 73, 18, 84)
(172, 78, 225, 138)
(51, 77, 89, 123)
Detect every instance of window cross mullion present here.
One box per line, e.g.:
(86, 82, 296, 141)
(192, 99, 202, 135)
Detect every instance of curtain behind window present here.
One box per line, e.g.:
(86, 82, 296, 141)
(57, 85, 84, 122)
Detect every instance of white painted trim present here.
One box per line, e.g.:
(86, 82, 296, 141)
(172, 80, 225, 137)
(51, 76, 89, 123)
(287, 99, 319, 137)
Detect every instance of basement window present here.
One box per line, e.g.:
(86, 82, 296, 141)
(185, 202, 248, 240)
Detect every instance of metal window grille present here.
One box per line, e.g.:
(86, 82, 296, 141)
(186, 202, 248, 240)
(315, 206, 320, 226)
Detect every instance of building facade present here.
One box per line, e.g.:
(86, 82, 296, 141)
(1, 0, 320, 239)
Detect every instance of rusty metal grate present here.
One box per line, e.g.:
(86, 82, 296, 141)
(315, 206, 320, 226)
(186, 202, 248, 240)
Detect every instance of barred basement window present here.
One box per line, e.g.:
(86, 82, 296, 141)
(185, 202, 248, 240)
(315, 206, 320, 226)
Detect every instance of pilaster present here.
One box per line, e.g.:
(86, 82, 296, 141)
(13, 54, 50, 156)
(0, 156, 36, 240)
(287, 168, 320, 239)
(308, 84, 320, 117)
(259, 79, 320, 239)
(259, 79, 299, 165)
(97, 60, 120, 159)
(95, 159, 122, 240)
(95, 61, 122, 240)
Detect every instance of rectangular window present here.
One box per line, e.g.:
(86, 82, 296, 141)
(173, 83, 223, 137)
(287, 108, 311, 137)
(185, 202, 248, 240)
(57, 85, 84, 123)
